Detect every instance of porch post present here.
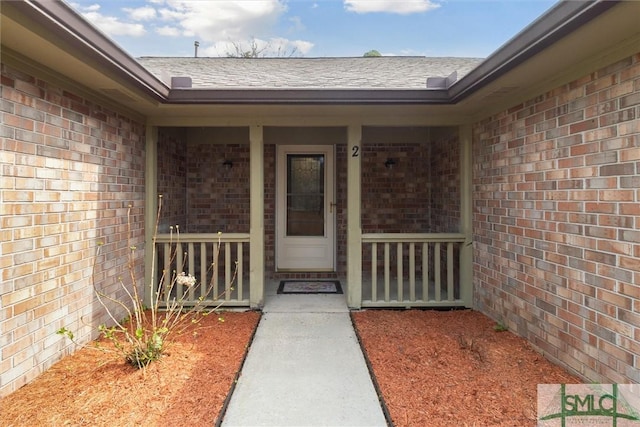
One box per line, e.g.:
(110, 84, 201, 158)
(249, 125, 265, 309)
(144, 125, 158, 308)
(459, 124, 473, 308)
(347, 125, 362, 309)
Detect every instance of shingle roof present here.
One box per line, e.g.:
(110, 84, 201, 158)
(136, 56, 484, 90)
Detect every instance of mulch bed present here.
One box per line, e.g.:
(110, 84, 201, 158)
(352, 309, 581, 427)
(0, 311, 261, 427)
(1, 309, 580, 426)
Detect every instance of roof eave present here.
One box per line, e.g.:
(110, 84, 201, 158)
(449, 0, 620, 101)
(166, 89, 452, 105)
(4, 0, 623, 107)
(9, 0, 169, 101)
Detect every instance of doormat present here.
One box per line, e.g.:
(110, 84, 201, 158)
(277, 280, 343, 294)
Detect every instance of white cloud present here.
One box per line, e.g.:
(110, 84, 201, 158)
(293, 40, 314, 55)
(124, 6, 157, 21)
(83, 4, 101, 12)
(157, 0, 287, 42)
(72, 1, 315, 56)
(156, 26, 181, 37)
(80, 4, 146, 37)
(344, 0, 440, 14)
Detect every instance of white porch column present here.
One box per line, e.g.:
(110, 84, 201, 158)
(459, 124, 473, 308)
(249, 125, 265, 308)
(347, 125, 362, 309)
(144, 125, 158, 308)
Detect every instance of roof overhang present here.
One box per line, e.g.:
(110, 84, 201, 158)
(449, 0, 620, 102)
(455, 0, 640, 120)
(1, 0, 168, 118)
(167, 89, 451, 105)
(1, 0, 638, 120)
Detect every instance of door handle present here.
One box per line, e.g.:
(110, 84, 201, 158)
(330, 202, 337, 213)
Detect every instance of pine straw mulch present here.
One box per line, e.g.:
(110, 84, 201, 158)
(352, 309, 581, 427)
(0, 311, 261, 427)
(1, 309, 580, 426)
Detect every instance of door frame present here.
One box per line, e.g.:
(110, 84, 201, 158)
(275, 144, 336, 271)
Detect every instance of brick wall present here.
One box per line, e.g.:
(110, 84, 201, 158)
(361, 142, 431, 233)
(157, 129, 251, 234)
(473, 53, 640, 383)
(264, 144, 276, 276)
(0, 63, 146, 396)
(430, 131, 460, 233)
(157, 135, 251, 282)
(360, 130, 461, 288)
(157, 128, 187, 232)
(185, 143, 250, 234)
(335, 144, 348, 276)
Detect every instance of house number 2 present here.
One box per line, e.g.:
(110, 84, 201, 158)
(352, 146, 360, 157)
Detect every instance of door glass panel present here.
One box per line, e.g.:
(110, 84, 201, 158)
(287, 154, 324, 236)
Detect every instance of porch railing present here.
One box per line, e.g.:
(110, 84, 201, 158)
(152, 233, 250, 307)
(361, 233, 467, 307)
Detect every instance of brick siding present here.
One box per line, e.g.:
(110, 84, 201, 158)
(361, 142, 432, 233)
(185, 143, 250, 234)
(473, 53, 640, 383)
(157, 128, 187, 231)
(430, 131, 460, 233)
(157, 128, 461, 282)
(0, 63, 146, 396)
(158, 131, 251, 234)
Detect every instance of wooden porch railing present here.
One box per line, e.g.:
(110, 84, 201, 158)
(152, 233, 250, 307)
(361, 233, 467, 307)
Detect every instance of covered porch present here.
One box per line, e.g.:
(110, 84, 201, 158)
(144, 121, 473, 309)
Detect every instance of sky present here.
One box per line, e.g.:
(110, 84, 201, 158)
(68, 0, 558, 59)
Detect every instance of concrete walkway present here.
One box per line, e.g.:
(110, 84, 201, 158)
(220, 292, 387, 427)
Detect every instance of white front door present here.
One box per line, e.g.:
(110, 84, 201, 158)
(276, 145, 335, 271)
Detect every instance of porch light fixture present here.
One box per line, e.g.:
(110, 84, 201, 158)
(384, 158, 396, 169)
(223, 160, 233, 169)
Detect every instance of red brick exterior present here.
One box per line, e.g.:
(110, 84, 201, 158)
(159, 134, 460, 281)
(361, 142, 432, 233)
(0, 63, 146, 396)
(157, 132, 251, 234)
(430, 132, 461, 233)
(361, 131, 460, 234)
(473, 53, 640, 383)
(157, 128, 187, 231)
(185, 143, 250, 233)
(360, 132, 461, 285)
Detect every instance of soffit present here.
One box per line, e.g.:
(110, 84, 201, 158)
(145, 103, 470, 126)
(0, 1, 165, 116)
(454, 0, 640, 119)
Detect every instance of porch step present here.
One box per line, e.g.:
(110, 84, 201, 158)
(220, 294, 387, 426)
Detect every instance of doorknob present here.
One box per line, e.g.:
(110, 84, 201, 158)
(330, 202, 337, 213)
